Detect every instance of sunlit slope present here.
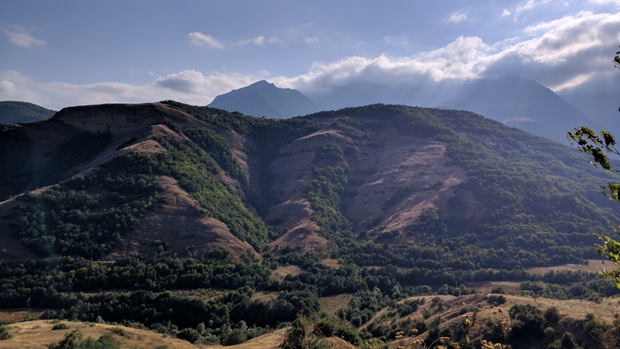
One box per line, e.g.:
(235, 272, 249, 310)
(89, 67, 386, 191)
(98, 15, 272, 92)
(0, 102, 617, 266)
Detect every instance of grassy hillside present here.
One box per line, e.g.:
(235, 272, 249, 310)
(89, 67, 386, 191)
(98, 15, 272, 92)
(0, 101, 619, 348)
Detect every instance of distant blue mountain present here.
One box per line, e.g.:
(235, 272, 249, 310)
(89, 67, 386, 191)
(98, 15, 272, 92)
(305, 75, 601, 144)
(208, 80, 319, 118)
(0, 101, 55, 124)
(437, 76, 604, 143)
(211, 76, 601, 144)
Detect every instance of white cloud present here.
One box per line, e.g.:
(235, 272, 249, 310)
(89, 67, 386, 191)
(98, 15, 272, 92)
(589, 0, 620, 6)
(188, 32, 224, 49)
(0, 79, 17, 96)
(238, 36, 265, 46)
(268, 36, 281, 44)
(2, 25, 46, 48)
(278, 11, 620, 96)
(515, 0, 552, 17)
(445, 11, 470, 23)
(501, 0, 554, 21)
(0, 69, 256, 110)
(305, 36, 319, 44)
(3, 11, 618, 112)
(516, 11, 619, 64)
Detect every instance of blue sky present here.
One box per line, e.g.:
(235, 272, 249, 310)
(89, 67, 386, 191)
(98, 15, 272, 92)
(1, 0, 620, 123)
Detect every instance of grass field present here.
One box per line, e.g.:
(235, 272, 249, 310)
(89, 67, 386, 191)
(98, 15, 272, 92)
(0, 320, 199, 349)
(527, 259, 612, 275)
(269, 265, 301, 282)
(320, 294, 353, 314)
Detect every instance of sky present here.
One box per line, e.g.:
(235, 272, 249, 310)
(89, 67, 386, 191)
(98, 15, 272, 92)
(1, 0, 620, 127)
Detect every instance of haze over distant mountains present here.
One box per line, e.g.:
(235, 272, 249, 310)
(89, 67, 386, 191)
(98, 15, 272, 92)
(209, 75, 610, 144)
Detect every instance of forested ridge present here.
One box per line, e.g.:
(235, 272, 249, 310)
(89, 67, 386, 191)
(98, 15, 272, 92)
(0, 101, 618, 348)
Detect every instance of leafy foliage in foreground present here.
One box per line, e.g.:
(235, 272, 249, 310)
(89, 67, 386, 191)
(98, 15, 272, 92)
(568, 125, 620, 289)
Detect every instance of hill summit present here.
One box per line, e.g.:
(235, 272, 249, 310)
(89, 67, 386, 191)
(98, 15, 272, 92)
(208, 80, 319, 118)
(0, 101, 55, 124)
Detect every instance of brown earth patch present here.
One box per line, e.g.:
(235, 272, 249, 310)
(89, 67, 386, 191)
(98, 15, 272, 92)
(271, 221, 329, 253)
(270, 265, 302, 282)
(121, 138, 166, 154)
(106, 176, 257, 260)
(265, 128, 355, 252)
(323, 336, 357, 349)
(346, 133, 478, 233)
(467, 281, 522, 294)
(320, 258, 341, 269)
(252, 291, 279, 303)
(320, 294, 353, 314)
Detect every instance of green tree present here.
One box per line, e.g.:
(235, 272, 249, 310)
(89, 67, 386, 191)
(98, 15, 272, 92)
(281, 318, 306, 349)
(567, 47, 620, 289)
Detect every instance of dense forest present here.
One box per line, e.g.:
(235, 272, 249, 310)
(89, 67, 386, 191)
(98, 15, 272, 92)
(0, 101, 619, 348)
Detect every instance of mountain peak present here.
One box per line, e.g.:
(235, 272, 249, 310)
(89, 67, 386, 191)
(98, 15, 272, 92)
(208, 81, 318, 118)
(252, 80, 274, 87)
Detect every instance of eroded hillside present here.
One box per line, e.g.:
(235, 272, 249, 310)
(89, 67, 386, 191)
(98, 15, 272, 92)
(0, 102, 618, 264)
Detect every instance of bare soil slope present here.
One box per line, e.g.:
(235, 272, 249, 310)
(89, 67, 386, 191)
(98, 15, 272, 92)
(109, 176, 257, 260)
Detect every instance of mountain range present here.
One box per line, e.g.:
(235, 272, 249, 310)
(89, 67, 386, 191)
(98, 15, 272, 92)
(1, 101, 617, 263)
(209, 76, 610, 144)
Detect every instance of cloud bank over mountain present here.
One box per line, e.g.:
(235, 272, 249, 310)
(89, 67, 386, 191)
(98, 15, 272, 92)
(1, 1, 619, 130)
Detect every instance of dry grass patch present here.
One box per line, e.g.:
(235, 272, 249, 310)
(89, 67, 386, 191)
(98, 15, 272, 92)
(528, 259, 611, 275)
(0, 309, 46, 324)
(499, 294, 620, 324)
(320, 294, 353, 314)
(203, 328, 287, 349)
(269, 265, 301, 282)
(467, 281, 522, 294)
(320, 258, 341, 269)
(252, 291, 279, 303)
(381, 293, 620, 348)
(1, 320, 199, 349)
(177, 288, 227, 303)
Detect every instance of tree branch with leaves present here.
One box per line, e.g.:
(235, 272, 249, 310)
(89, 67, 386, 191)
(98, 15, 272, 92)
(566, 47, 620, 289)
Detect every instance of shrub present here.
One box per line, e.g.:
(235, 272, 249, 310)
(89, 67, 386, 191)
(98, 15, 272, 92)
(222, 329, 247, 346)
(423, 309, 432, 319)
(544, 307, 560, 325)
(487, 294, 506, 305)
(0, 325, 12, 340)
(545, 326, 555, 340)
(52, 323, 69, 330)
(177, 328, 201, 343)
